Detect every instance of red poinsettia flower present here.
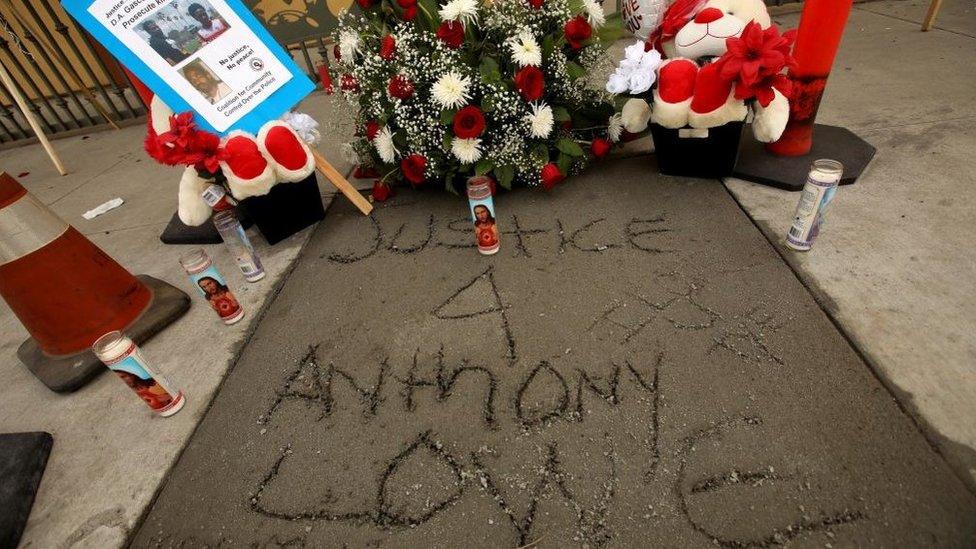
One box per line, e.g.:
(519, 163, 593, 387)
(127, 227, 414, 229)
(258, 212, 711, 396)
(400, 154, 427, 185)
(453, 105, 486, 138)
(513, 66, 544, 101)
(590, 137, 611, 159)
(717, 21, 797, 106)
(380, 35, 397, 60)
(340, 73, 359, 92)
(436, 21, 465, 48)
(540, 163, 563, 190)
(146, 112, 225, 173)
(564, 16, 592, 50)
(372, 180, 392, 202)
(388, 74, 414, 99)
(645, 0, 708, 53)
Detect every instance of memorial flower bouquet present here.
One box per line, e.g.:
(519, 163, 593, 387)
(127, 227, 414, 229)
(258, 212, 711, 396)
(332, 0, 624, 197)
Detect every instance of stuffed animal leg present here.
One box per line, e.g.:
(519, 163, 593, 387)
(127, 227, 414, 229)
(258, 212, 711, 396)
(177, 166, 213, 226)
(750, 88, 789, 143)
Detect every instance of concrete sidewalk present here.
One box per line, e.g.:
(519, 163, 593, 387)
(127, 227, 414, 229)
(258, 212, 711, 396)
(0, 92, 356, 547)
(726, 0, 976, 489)
(133, 157, 976, 547)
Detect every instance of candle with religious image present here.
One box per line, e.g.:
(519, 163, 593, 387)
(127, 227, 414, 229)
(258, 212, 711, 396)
(466, 176, 500, 255)
(92, 331, 185, 417)
(179, 248, 245, 325)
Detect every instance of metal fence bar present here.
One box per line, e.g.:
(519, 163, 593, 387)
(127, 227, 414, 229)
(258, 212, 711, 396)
(5, 13, 77, 130)
(74, 28, 125, 120)
(0, 40, 58, 134)
(0, 79, 28, 139)
(39, 0, 120, 125)
(20, 0, 97, 126)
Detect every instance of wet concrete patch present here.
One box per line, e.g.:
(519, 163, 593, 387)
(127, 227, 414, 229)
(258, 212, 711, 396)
(133, 157, 976, 547)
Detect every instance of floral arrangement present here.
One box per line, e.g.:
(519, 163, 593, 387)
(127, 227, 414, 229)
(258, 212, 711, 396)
(605, 0, 796, 144)
(331, 0, 624, 197)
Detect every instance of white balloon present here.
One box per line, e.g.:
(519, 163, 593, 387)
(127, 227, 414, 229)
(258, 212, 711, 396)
(621, 0, 668, 41)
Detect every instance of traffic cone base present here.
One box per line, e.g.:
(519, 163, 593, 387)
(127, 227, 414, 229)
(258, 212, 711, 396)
(16, 275, 190, 392)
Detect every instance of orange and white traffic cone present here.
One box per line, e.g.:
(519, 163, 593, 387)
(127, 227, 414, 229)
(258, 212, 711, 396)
(0, 173, 190, 392)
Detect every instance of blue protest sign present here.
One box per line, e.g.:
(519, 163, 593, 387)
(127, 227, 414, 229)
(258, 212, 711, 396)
(62, 0, 315, 135)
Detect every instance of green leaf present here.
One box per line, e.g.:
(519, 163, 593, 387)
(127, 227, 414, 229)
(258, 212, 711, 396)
(481, 95, 494, 113)
(441, 109, 456, 125)
(480, 57, 501, 82)
(552, 106, 571, 122)
(556, 152, 572, 176)
(542, 35, 555, 58)
(443, 133, 453, 151)
(495, 165, 515, 190)
(565, 62, 586, 80)
(557, 138, 584, 157)
(475, 158, 494, 176)
(532, 143, 550, 164)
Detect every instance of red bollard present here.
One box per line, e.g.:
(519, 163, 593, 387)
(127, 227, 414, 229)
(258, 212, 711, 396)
(766, 0, 854, 156)
(0, 173, 189, 392)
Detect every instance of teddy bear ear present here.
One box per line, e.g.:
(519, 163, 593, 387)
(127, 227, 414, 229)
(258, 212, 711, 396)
(722, 0, 771, 28)
(257, 121, 316, 183)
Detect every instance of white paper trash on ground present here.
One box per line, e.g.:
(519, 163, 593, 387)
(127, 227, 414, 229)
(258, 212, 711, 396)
(82, 198, 124, 220)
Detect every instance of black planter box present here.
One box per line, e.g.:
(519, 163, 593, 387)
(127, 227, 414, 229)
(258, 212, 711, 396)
(650, 121, 744, 179)
(239, 172, 325, 245)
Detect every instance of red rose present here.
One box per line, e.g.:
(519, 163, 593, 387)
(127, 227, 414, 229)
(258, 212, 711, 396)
(400, 154, 427, 185)
(564, 16, 592, 50)
(353, 165, 379, 179)
(388, 74, 414, 99)
(591, 137, 611, 159)
(436, 21, 465, 48)
(372, 181, 392, 202)
(402, 5, 417, 20)
(528, 0, 543, 7)
(365, 120, 380, 140)
(340, 73, 359, 92)
(356, 0, 375, 8)
(395, 0, 415, 6)
(453, 105, 486, 139)
(380, 35, 397, 60)
(540, 163, 563, 190)
(513, 66, 544, 101)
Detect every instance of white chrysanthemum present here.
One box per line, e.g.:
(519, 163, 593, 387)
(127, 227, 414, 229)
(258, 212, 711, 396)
(508, 30, 541, 67)
(431, 71, 472, 109)
(451, 137, 482, 164)
(607, 113, 623, 143)
(439, 0, 478, 25)
(338, 30, 360, 61)
(374, 126, 398, 164)
(582, 0, 606, 27)
(525, 103, 554, 138)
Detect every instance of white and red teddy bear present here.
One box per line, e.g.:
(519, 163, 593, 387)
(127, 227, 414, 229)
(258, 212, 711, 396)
(133, 78, 318, 227)
(613, 0, 795, 143)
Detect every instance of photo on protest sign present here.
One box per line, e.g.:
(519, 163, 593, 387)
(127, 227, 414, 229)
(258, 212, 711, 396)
(62, 0, 315, 134)
(134, 0, 231, 65)
(181, 58, 233, 103)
